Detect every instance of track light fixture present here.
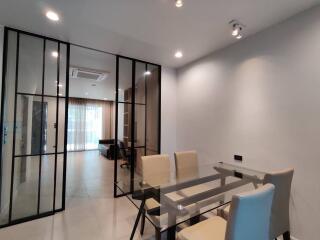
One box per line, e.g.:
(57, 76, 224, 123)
(229, 20, 245, 40)
(176, 0, 183, 8)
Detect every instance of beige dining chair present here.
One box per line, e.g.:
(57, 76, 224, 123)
(175, 150, 198, 180)
(219, 168, 294, 240)
(140, 154, 184, 238)
(174, 151, 212, 197)
(177, 184, 275, 240)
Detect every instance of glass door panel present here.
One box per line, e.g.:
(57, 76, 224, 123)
(11, 156, 40, 220)
(0, 28, 69, 226)
(114, 57, 161, 197)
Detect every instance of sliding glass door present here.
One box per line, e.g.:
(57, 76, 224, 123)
(114, 56, 161, 197)
(0, 28, 69, 226)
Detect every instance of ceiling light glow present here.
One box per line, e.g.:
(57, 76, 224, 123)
(175, 51, 183, 58)
(144, 71, 151, 76)
(52, 51, 58, 58)
(46, 11, 59, 21)
(175, 0, 183, 8)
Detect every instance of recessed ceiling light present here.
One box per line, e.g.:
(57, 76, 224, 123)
(176, 0, 183, 8)
(175, 51, 183, 58)
(144, 71, 151, 76)
(58, 93, 63, 96)
(52, 51, 58, 58)
(103, 98, 108, 100)
(46, 11, 60, 21)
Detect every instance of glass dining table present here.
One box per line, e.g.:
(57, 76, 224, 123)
(115, 162, 266, 240)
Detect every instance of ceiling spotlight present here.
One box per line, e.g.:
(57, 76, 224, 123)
(175, 0, 183, 8)
(103, 98, 108, 100)
(175, 51, 183, 58)
(58, 93, 63, 96)
(46, 11, 59, 21)
(144, 71, 151, 76)
(229, 20, 245, 40)
(232, 25, 241, 36)
(57, 84, 63, 87)
(52, 51, 58, 58)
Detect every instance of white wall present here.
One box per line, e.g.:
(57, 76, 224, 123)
(161, 67, 177, 164)
(177, 6, 320, 240)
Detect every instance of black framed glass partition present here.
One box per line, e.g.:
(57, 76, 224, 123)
(0, 28, 69, 226)
(114, 56, 161, 197)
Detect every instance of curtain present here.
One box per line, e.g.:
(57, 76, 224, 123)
(67, 98, 113, 151)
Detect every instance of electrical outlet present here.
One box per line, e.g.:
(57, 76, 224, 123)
(234, 155, 243, 162)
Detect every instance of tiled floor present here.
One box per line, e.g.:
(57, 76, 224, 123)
(0, 151, 156, 240)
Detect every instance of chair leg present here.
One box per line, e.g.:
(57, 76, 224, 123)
(283, 231, 290, 240)
(155, 227, 161, 240)
(140, 210, 146, 235)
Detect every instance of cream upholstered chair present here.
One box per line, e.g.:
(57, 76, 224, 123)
(174, 151, 211, 197)
(175, 150, 198, 180)
(177, 184, 275, 240)
(219, 168, 294, 240)
(141, 154, 184, 237)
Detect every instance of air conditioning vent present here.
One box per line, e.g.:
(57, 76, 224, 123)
(70, 67, 109, 82)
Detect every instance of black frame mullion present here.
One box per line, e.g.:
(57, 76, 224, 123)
(144, 63, 148, 156)
(61, 43, 70, 211)
(158, 66, 162, 153)
(0, 27, 8, 211)
(53, 42, 60, 211)
(37, 38, 46, 214)
(8, 31, 20, 222)
(130, 61, 136, 193)
(113, 56, 119, 198)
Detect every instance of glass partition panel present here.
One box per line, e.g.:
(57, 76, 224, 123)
(146, 64, 160, 155)
(39, 154, 55, 213)
(114, 57, 160, 197)
(17, 34, 43, 95)
(0, 29, 69, 226)
(42, 97, 57, 154)
(0, 30, 17, 225)
(44, 41, 58, 96)
(11, 156, 40, 220)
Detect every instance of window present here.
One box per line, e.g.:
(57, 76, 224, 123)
(67, 98, 112, 151)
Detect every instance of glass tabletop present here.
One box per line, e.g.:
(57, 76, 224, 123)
(116, 162, 266, 232)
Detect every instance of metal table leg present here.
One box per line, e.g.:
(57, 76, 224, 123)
(130, 199, 146, 240)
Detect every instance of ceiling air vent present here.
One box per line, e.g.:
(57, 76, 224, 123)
(70, 67, 109, 82)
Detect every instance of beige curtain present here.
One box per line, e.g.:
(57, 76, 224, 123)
(67, 98, 114, 151)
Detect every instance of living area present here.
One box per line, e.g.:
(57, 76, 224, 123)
(66, 44, 161, 201)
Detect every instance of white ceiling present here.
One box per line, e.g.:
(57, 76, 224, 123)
(0, 0, 319, 68)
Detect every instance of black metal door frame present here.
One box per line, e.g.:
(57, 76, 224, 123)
(0, 27, 70, 228)
(114, 55, 161, 198)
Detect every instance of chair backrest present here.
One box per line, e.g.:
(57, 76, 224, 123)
(119, 141, 127, 161)
(263, 168, 294, 239)
(174, 150, 198, 180)
(225, 184, 275, 240)
(141, 154, 170, 186)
